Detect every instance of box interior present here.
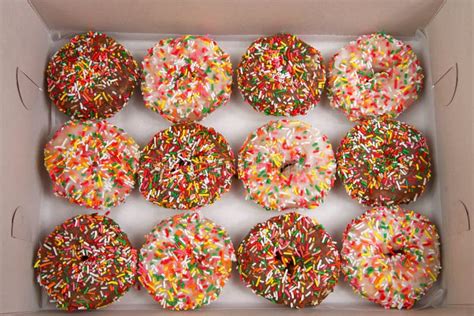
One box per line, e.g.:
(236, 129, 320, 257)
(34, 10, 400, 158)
(38, 31, 444, 311)
(1, 0, 472, 315)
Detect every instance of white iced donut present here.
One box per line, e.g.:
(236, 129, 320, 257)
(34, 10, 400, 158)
(238, 119, 336, 211)
(138, 212, 235, 310)
(341, 206, 441, 309)
(141, 35, 233, 123)
(327, 32, 424, 121)
(44, 120, 140, 210)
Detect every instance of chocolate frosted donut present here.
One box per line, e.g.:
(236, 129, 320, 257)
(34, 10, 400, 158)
(237, 34, 325, 116)
(237, 212, 340, 308)
(34, 214, 137, 311)
(336, 118, 431, 206)
(46, 31, 140, 120)
(138, 123, 235, 210)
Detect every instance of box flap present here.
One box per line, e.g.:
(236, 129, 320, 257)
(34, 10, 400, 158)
(0, 0, 51, 314)
(426, 0, 473, 306)
(29, 0, 444, 36)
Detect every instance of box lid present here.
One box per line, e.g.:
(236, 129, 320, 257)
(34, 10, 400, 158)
(29, 0, 444, 36)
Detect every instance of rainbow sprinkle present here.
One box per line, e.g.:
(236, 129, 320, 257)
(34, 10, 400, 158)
(138, 123, 235, 210)
(238, 119, 336, 210)
(327, 32, 424, 121)
(141, 35, 233, 123)
(44, 120, 140, 210)
(237, 212, 340, 308)
(34, 214, 137, 311)
(341, 206, 441, 309)
(336, 118, 431, 206)
(46, 31, 140, 120)
(138, 212, 235, 310)
(237, 33, 325, 116)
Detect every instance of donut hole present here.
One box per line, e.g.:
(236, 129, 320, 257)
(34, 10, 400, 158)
(383, 247, 405, 258)
(174, 65, 200, 85)
(195, 254, 206, 264)
(280, 161, 297, 174)
(89, 160, 100, 172)
(80, 255, 90, 261)
(275, 251, 296, 274)
(171, 159, 189, 173)
(371, 65, 392, 82)
(372, 65, 387, 74)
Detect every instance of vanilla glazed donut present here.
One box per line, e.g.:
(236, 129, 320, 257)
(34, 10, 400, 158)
(141, 35, 232, 123)
(237, 212, 341, 308)
(341, 206, 441, 309)
(138, 212, 235, 310)
(238, 119, 336, 211)
(44, 120, 140, 210)
(327, 32, 423, 121)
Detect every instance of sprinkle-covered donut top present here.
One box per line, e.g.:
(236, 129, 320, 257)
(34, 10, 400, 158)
(237, 212, 340, 308)
(341, 206, 441, 309)
(141, 35, 233, 123)
(327, 32, 423, 121)
(138, 212, 235, 310)
(138, 123, 235, 210)
(46, 31, 140, 120)
(336, 118, 431, 206)
(238, 119, 336, 210)
(237, 33, 326, 116)
(44, 120, 140, 210)
(34, 214, 137, 311)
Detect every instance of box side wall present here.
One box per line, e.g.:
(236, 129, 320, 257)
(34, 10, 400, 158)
(426, 0, 474, 306)
(4, 306, 474, 316)
(29, 0, 443, 37)
(0, 1, 51, 314)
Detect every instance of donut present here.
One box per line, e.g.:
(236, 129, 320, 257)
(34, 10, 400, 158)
(34, 214, 137, 311)
(238, 119, 336, 211)
(336, 118, 431, 206)
(237, 212, 340, 308)
(141, 35, 232, 123)
(46, 31, 140, 120)
(237, 33, 325, 116)
(44, 120, 140, 210)
(341, 206, 441, 309)
(138, 123, 235, 210)
(327, 32, 424, 121)
(138, 212, 235, 310)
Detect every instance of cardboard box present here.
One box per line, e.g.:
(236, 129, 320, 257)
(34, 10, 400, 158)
(0, 0, 472, 315)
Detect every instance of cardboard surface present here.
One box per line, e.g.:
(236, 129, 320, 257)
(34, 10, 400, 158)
(0, 0, 51, 313)
(426, 0, 474, 305)
(29, 0, 444, 37)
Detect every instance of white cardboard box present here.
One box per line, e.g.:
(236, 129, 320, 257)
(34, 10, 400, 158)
(0, 0, 472, 315)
